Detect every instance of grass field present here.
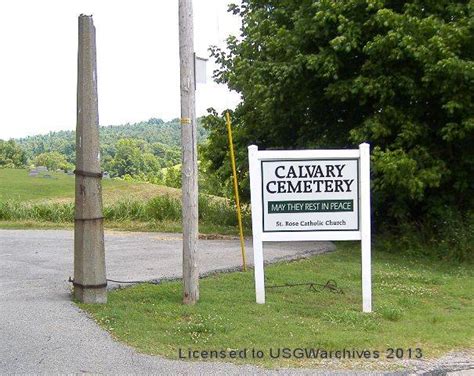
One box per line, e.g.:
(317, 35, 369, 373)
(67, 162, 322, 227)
(0, 168, 181, 203)
(0, 168, 246, 234)
(80, 243, 474, 369)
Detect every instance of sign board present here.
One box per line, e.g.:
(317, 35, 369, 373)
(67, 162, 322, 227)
(262, 159, 359, 232)
(194, 55, 207, 84)
(248, 144, 372, 312)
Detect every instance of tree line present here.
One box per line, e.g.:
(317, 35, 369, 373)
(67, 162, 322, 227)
(0, 118, 221, 192)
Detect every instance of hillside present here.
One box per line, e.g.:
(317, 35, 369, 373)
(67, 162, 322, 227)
(15, 117, 208, 164)
(0, 168, 181, 205)
(0, 168, 242, 235)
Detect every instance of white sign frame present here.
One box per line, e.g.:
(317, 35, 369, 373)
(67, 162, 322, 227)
(248, 143, 372, 312)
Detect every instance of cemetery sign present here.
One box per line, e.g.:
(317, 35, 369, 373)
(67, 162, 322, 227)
(262, 158, 359, 232)
(248, 144, 372, 312)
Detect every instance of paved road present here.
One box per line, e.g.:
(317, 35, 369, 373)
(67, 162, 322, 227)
(0, 229, 471, 375)
(0, 229, 337, 375)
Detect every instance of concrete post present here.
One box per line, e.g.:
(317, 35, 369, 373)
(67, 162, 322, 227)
(74, 14, 107, 304)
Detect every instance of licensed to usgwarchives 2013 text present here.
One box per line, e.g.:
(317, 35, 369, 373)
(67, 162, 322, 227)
(178, 347, 422, 360)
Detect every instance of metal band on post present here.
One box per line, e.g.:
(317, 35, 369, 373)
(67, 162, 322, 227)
(72, 281, 107, 289)
(74, 169, 103, 178)
(74, 217, 104, 222)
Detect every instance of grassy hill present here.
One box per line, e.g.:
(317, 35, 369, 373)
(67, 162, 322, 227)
(0, 168, 245, 234)
(0, 168, 181, 204)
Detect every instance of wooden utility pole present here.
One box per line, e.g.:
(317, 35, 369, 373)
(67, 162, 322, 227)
(179, 0, 199, 304)
(73, 14, 107, 304)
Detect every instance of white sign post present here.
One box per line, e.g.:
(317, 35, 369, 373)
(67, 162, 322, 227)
(248, 143, 372, 312)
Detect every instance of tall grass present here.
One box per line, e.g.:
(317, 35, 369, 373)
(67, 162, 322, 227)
(377, 210, 474, 263)
(0, 201, 74, 222)
(0, 195, 251, 230)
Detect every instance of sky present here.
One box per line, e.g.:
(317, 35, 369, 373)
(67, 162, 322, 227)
(0, 0, 241, 140)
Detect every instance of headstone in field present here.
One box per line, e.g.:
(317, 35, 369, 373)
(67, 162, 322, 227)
(73, 14, 107, 304)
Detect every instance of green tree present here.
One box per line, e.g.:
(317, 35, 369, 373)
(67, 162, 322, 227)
(16, 117, 204, 177)
(206, 0, 474, 223)
(151, 142, 181, 167)
(0, 140, 26, 168)
(162, 165, 182, 188)
(200, 110, 246, 199)
(34, 151, 72, 171)
(106, 138, 161, 177)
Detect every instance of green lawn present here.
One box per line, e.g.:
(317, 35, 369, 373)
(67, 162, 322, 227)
(0, 168, 242, 234)
(0, 168, 181, 203)
(0, 168, 75, 201)
(80, 243, 473, 369)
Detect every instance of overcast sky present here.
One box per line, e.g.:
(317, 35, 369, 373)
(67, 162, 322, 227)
(0, 0, 241, 140)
